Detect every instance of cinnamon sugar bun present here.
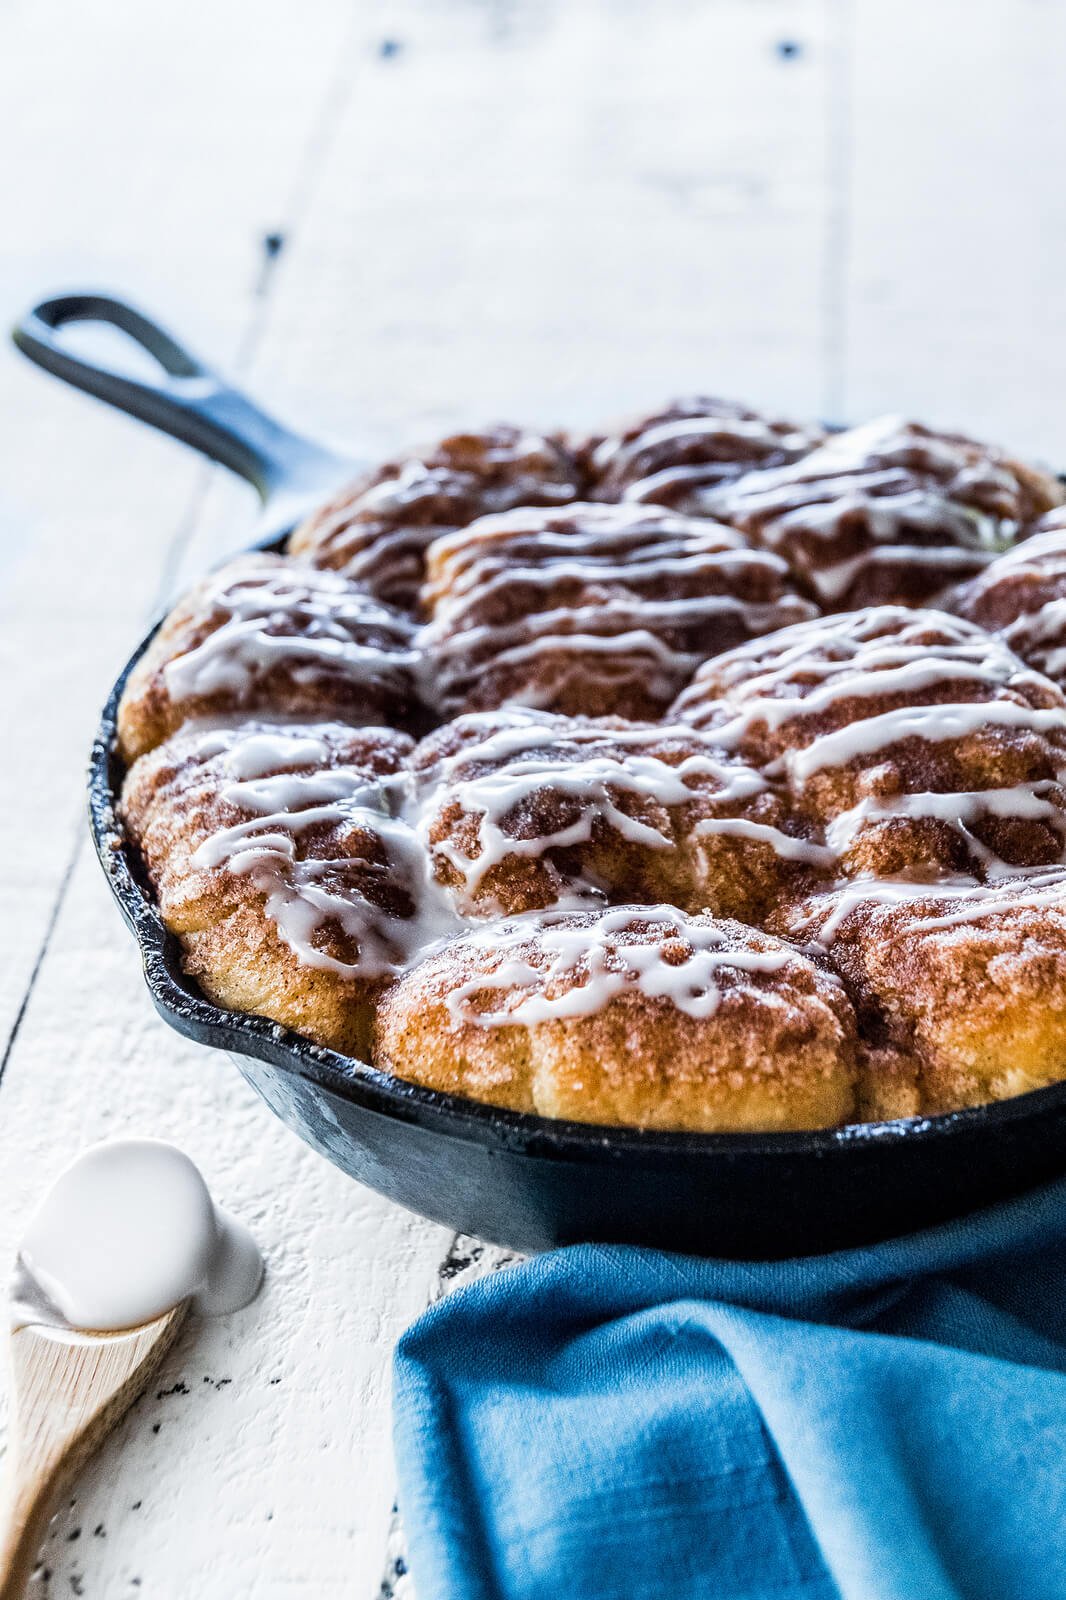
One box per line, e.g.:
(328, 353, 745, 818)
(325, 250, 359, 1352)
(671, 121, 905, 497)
(778, 870, 1066, 1115)
(117, 554, 419, 763)
(120, 720, 435, 1057)
(419, 502, 816, 720)
(672, 606, 1066, 880)
(412, 708, 830, 922)
(288, 425, 583, 613)
(583, 396, 822, 510)
(708, 416, 1063, 608)
(949, 519, 1066, 688)
(373, 905, 858, 1131)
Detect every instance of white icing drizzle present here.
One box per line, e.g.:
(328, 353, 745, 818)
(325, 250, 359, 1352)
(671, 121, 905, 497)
(809, 541, 997, 605)
(797, 863, 1066, 946)
(825, 783, 1066, 867)
(180, 643, 1066, 999)
(190, 733, 464, 979)
(442, 906, 800, 1027)
(325, 435, 578, 527)
(692, 816, 833, 865)
(594, 414, 813, 480)
(426, 499, 740, 574)
(786, 699, 1065, 782)
(685, 609, 1063, 776)
(178, 705, 837, 986)
(429, 545, 785, 616)
(958, 532, 1066, 684)
(709, 415, 1034, 600)
(589, 405, 822, 513)
(162, 563, 416, 704)
(421, 503, 815, 714)
(138, 414, 1066, 1046)
(427, 608, 805, 714)
(673, 606, 1066, 886)
(683, 605, 1033, 702)
(413, 712, 830, 896)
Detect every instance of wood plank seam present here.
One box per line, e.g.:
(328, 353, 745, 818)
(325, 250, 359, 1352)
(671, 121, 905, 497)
(0, 832, 82, 1092)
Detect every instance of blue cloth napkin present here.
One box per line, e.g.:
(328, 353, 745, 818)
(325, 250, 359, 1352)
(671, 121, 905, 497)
(393, 1179, 1066, 1600)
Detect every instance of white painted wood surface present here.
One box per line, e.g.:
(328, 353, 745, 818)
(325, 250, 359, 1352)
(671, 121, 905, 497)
(2, 1, 1065, 1592)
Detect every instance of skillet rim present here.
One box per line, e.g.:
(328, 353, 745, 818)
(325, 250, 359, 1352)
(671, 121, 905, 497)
(91, 566, 1066, 1163)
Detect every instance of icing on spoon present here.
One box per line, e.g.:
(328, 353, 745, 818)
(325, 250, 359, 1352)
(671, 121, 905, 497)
(13, 1138, 263, 1333)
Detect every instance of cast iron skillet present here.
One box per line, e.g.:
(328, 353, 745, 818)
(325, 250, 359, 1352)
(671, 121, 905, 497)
(13, 291, 1066, 1258)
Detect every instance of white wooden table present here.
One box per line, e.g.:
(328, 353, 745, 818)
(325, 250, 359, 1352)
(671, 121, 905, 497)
(2, 0, 1066, 1591)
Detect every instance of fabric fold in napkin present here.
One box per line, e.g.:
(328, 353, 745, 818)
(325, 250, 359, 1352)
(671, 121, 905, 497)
(393, 1179, 1066, 1600)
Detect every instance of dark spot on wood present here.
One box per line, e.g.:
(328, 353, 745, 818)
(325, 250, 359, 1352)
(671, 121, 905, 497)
(776, 39, 802, 60)
(131, 1501, 142, 1511)
(93, 1525, 105, 1538)
(438, 1239, 484, 1281)
(152, 1423, 161, 1434)
(263, 232, 286, 260)
(378, 39, 402, 59)
(156, 1381, 190, 1399)
(69, 1578, 84, 1597)
(66, 1529, 80, 1542)
(214, 1377, 232, 1390)
(269, 1376, 282, 1385)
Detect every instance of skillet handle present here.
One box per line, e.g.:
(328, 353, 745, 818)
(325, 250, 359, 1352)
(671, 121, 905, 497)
(11, 292, 348, 501)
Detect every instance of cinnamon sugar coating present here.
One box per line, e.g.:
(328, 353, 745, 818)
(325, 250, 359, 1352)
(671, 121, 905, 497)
(288, 424, 583, 613)
(120, 721, 418, 1058)
(707, 416, 1063, 609)
(419, 501, 816, 720)
(373, 907, 858, 1131)
(583, 396, 822, 510)
(413, 708, 829, 923)
(672, 607, 1066, 881)
(117, 554, 418, 764)
(777, 871, 1066, 1115)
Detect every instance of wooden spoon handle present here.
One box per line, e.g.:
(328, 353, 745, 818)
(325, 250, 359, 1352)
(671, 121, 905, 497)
(0, 1306, 186, 1599)
(0, 1450, 69, 1599)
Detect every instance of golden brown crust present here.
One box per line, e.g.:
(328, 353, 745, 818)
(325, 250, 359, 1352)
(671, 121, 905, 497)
(584, 396, 823, 509)
(949, 520, 1066, 688)
(373, 907, 858, 1131)
(411, 708, 830, 923)
(671, 607, 1066, 880)
(854, 1044, 922, 1123)
(121, 720, 416, 1057)
(708, 417, 1063, 609)
(776, 874, 1066, 1114)
(419, 501, 816, 720)
(117, 554, 417, 764)
(288, 425, 583, 614)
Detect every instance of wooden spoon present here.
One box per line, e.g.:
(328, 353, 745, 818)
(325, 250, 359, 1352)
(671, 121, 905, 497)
(0, 1304, 187, 1597)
